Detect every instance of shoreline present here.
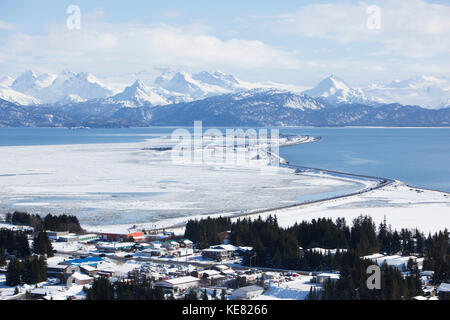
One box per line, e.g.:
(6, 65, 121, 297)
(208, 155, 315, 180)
(84, 137, 396, 234)
(81, 136, 449, 234)
(1, 131, 448, 234)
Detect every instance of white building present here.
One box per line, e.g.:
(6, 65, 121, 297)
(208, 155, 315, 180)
(230, 285, 264, 300)
(154, 276, 200, 294)
(316, 273, 340, 284)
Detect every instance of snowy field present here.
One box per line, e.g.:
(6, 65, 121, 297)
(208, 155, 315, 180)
(0, 135, 367, 227)
(92, 181, 450, 235)
(253, 276, 320, 300)
(248, 181, 450, 234)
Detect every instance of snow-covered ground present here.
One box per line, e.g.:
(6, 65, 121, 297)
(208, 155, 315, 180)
(259, 181, 450, 234)
(0, 136, 366, 227)
(0, 132, 448, 234)
(252, 276, 320, 300)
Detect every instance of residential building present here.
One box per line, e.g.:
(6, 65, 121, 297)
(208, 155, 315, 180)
(437, 283, 450, 300)
(230, 285, 264, 300)
(154, 276, 200, 294)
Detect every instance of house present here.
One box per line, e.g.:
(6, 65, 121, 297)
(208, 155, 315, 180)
(179, 239, 193, 248)
(97, 231, 144, 242)
(96, 268, 115, 278)
(201, 248, 232, 261)
(80, 265, 98, 277)
(47, 264, 80, 283)
(437, 283, 450, 300)
(66, 272, 94, 287)
(154, 276, 200, 294)
(199, 269, 221, 278)
(142, 248, 167, 257)
(47, 231, 69, 241)
(30, 288, 49, 300)
(46, 265, 70, 280)
(199, 270, 227, 286)
(316, 273, 340, 284)
(230, 285, 264, 300)
(150, 241, 165, 249)
(175, 248, 194, 257)
(164, 240, 180, 250)
(201, 244, 238, 261)
(212, 265, 230, 272)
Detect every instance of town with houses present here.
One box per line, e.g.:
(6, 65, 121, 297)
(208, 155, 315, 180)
(0, 215, 448, 301)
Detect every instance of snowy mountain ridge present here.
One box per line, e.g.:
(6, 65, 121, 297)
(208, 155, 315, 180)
(1, 69, 450, 109)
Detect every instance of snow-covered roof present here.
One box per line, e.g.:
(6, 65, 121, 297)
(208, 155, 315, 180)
(213, 265, 229, 271)
(211, 244, 238, 251)
(80, 265, 96, 272)
(201, 269, 221, 276)
(362, 253, 385, 260)
(437, 283, 450, 293)
(317, 273, 340, 279)
(71, 272, 93, 281)
(31, 288, 48, 295)
(163, 276, 200, 285)
(47, 264, 67, 270)
(233, 285, 264, 293)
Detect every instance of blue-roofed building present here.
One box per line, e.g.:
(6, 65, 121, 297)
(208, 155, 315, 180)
(60, 256, 104, 267)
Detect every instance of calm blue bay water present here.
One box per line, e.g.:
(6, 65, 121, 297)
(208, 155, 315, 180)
(279, 127, 450, 192)
(1, 127, 449, 192)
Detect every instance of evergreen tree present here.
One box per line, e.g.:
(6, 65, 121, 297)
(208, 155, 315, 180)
(32, 231, 54, 257)
(185, 289, 199, 300)
(86, 277, 114, 300)
(201, 289, 209, 300)
(0, 248, 6, 267)
(6, 258, 22, 286)
(221, 289, 227, 300)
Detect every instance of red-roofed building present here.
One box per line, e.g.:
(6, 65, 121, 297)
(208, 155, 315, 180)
(97, 231, 144, 242)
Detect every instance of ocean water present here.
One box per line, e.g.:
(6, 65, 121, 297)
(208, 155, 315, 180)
(0, 127, 449, 192)
(279, 127, 450, 192)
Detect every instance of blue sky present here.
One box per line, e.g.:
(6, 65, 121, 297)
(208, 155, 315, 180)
(0, 0, 449, 86)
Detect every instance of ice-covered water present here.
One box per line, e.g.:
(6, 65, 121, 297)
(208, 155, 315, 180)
(0, 128, 368, 225)
(1, 127, 448, 226)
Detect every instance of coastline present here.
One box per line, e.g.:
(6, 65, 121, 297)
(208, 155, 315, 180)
(83, 136, 450, 235)
(83, 137, 394, 234)
(0, 130, 448, 234)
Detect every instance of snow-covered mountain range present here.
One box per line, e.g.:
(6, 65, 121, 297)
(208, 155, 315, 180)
(1, 69, 449, 110)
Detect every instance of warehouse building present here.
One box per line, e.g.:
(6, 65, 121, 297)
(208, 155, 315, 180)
(230, 285, 264, 300)
(97, 231, 144, 242)
(154, 276, 200, 294)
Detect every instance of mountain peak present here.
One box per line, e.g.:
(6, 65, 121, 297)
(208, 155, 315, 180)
(303, 75, 350, 99)
(131, 79, 147, 88)
(110, 79, 167, 107)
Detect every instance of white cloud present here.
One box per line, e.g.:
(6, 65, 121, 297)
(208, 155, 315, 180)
(257, 0, 450, 58)
(0, 15, 304, 75)
(0, 20, 14, 30)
